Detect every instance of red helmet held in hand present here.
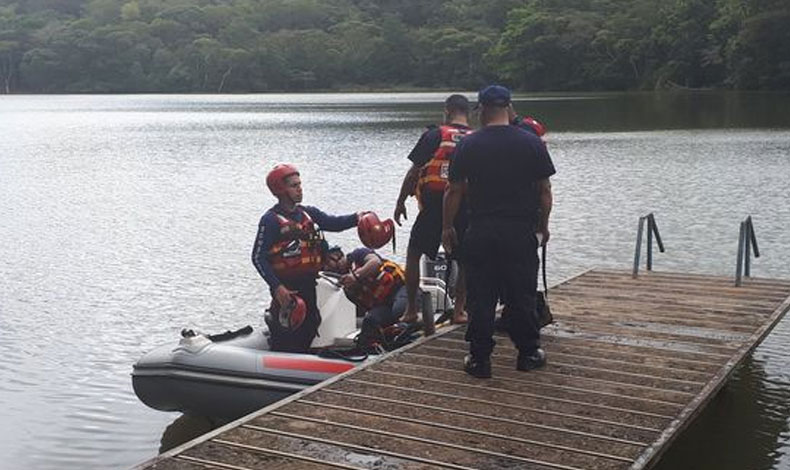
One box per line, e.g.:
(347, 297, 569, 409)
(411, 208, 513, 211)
(278, 294, 307, 331)
(358, 212, 395, 249)
(266, 163, 300, 196)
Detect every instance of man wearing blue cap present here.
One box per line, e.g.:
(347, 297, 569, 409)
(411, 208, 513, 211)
(442, 85, 555, 378)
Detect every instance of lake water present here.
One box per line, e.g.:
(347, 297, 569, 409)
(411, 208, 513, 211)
(1, 92, 790, 470)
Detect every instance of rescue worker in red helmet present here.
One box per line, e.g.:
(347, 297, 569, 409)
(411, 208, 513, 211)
(252, 163, 361, 353)
(494, 104, 549, 333)
(393, 94, 472, 334)
(508, 105, 548, 140)
(323, 246, 407, 348)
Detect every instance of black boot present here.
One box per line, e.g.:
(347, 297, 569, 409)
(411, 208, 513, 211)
(516, 348, 546, 371)
(464, 354, 492, 379)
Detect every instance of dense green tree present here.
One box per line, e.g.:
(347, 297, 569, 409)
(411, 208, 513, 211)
(0, 6, 22, 93)
(329, 20, 381, 83)
(648, 0, 719, 88)
(1, 0, 788, 92)
(414, 27, 492, 87)
(490, 7, 604, 90)
(713, 0, 790, 89)
(726, 10, 790, 88)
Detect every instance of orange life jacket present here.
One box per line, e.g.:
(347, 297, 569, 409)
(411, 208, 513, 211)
(416, 125, 472, 200)
(345, 259, 405, 310)
(267, 209, 324, 280)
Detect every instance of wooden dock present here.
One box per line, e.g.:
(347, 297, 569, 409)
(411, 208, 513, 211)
(134, 269, 790, 470)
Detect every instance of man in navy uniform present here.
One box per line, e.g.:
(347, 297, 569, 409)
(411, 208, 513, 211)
(442, 85, 555, 378)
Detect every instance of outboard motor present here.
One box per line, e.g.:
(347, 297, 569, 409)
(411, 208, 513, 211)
(420, 249, 456, 316)
(422, 250, 457, 292)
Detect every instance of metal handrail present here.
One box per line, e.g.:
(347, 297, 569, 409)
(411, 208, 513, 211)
(633, 213, 665, 278)
(735, 216, 760, 286)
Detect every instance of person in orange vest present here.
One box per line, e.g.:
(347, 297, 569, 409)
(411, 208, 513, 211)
(393, 94, 473, 334)
(252, 163, 360, 353)
(323, 246, 407, 347)
(508, 106, 547, 139)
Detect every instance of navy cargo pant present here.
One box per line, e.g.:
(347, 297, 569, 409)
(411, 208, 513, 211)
(266, 277, 321, 353)
(463, 220, 540, 360)
(363, 285, 409, 332)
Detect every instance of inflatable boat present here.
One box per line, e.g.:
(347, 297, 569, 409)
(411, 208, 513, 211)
(132, 265, 453, 419)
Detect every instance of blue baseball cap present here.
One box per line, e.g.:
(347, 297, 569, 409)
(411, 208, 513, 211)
(476, 85, 512, 108)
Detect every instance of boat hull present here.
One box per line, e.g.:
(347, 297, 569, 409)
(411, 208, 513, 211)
(133, 370, 303, 419)
(131, 327, 359, 419)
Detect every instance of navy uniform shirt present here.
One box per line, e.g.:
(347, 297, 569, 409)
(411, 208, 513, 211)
(448, 125, 555, 228)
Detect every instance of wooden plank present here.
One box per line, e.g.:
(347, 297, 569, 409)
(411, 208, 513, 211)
(593, 269, 790, 288)
(437, 334, 726, 368)
(417, 344, 711, 382)
(431, 337, 723, 372)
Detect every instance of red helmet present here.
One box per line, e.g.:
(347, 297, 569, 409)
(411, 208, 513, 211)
(266, 163, 300, 196)
(279, 294, 307, 330)
(523, 116, 547, 137)
(358, 212, 395, 249)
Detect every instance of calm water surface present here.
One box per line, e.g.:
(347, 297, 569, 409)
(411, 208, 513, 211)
(1, 92, 790, 470)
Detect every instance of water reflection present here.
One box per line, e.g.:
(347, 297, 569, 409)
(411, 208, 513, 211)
(522, 92, 790, 132)
(159, 414, 222, 454)
(656, 356, 790, 470)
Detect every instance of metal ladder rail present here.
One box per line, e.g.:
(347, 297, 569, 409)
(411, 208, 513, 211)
(735, 216, 760, 287)
(632, 213, 665, 278)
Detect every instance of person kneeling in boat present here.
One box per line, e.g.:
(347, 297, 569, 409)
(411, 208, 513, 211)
(252, 163, 360, 353)
(323, 246, 407, 349)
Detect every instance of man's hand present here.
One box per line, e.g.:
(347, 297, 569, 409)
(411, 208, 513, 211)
(274, 284, 297, 307)
(394, 201, 408, 226)
(536, 178, 552, 247)
(395, 164, 419, 226)
(441, 226, 458, 255)
(536, 228, 550, 246)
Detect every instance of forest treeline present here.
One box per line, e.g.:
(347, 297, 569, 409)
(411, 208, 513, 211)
(0, 0, 788, 93)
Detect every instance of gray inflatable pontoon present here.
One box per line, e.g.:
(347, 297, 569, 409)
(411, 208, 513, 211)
(132, 271, 452, 419)
(132, 325, 366, 419)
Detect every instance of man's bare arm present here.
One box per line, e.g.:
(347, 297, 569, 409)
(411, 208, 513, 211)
(394, 164, 421, 225)
(354, 253, 383, 280)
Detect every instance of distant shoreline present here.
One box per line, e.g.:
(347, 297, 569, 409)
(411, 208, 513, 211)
(7, 88, 784, 97)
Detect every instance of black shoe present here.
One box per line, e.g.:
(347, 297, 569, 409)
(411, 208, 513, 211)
(464, 354, 492, 379)
(516, 348, 546, 371)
